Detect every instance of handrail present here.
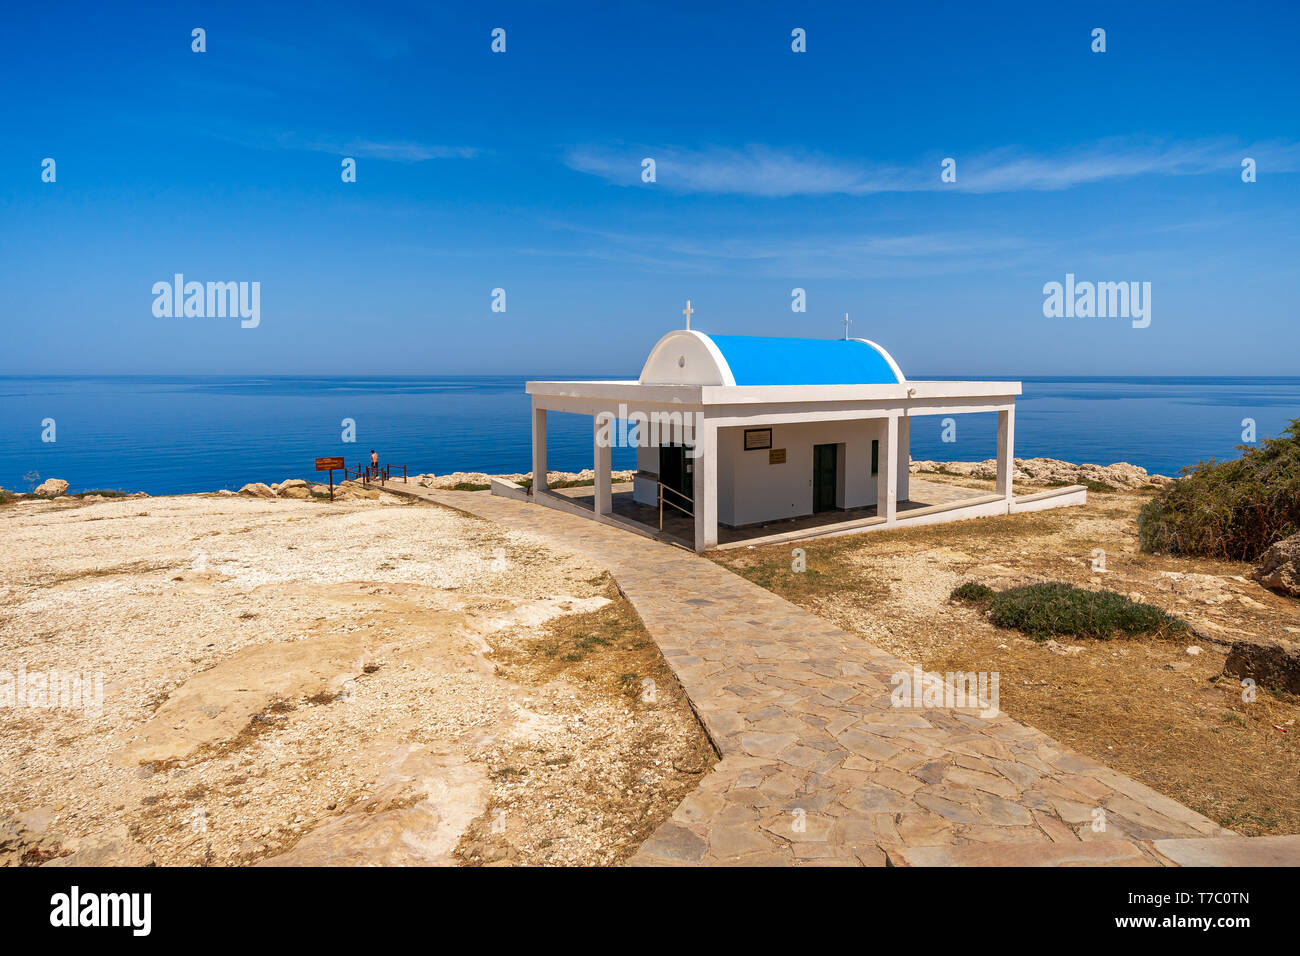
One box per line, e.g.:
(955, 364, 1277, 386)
(657, 481, 694, 529)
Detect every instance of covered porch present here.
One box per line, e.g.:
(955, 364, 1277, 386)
(543, 475, 1018, 551)
(525, 381, 1040, 554)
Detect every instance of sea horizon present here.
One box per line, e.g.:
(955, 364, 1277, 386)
(4, 373, 1298, 497)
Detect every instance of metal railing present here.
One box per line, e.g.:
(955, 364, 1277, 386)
(657, 481, 694, 530)
(346, 463, 407, 486)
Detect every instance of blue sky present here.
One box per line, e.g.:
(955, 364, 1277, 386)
(2, 0, 1297, 377)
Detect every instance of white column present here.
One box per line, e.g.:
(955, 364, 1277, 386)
(531, 403, 548, 494)
(896, 414, 911, 503)
(877, 415, 898, 523)
(996, 406, 1015, 499)
(593, 413, 612, 515)
(692, 421, 718, 553)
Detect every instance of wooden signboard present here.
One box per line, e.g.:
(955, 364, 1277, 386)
(769, 448, 787, 465)
(314, 457, 345, 500)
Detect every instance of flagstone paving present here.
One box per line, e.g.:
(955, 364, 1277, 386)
(389, 484, 1258, 866)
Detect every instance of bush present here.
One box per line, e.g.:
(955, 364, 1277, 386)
(1138, 417, 1300, 560)
(950, 582, 995, 603)
(986, 582, 1187, 641)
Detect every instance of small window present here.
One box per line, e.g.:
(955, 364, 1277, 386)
(871, 439, 879, 475)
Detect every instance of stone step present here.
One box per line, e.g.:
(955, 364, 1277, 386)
(888, 841, 1157, 867)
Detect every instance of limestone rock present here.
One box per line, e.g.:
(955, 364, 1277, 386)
(408, 469, 635, 490)
(41, 824, 154, 867)
(908, 457, 1173, 490)
(277, 479, 310, 499)
(1254, 532, 1300, 598)
(0, 812, 64, 866)
(339, 480, 380, 500)
(33, 478, 69, 497)
(238, 482, 276, 498)
(1223, 637, 1300, 694)
(1044, 639, 1084, 657)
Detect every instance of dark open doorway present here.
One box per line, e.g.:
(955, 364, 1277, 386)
(659, 444, 694, 512)
(813, 443, 838, 513)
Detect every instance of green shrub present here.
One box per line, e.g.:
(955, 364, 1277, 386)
(1138, 417, 1300, 560)
(950, 581, 995, 603)
(987, 582, 1187, 641)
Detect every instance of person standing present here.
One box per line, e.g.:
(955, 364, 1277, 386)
(370, 449, 379, 477)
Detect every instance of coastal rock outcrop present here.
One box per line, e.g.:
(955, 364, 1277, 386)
(1254, 532, 1300, 598)
(277, 479, 310, 499)
(33, 478, 69, 498)
(336, 480, 380, 500)
(410, 469, 637, 490)
(908, 457, 1174, 490)
(237, 482, 276, 498)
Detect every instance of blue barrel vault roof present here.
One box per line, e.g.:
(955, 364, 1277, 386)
(703, 334, 904, 386)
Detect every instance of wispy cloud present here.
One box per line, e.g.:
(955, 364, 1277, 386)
(525, 222, 1039, 279)
(276, 133, 478, 162)
(189, 123, 479, 162)
(565, 138, 1300, 196)
(565, 145, 905, 197)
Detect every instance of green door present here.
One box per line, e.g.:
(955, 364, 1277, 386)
(813, 444, 838, 513)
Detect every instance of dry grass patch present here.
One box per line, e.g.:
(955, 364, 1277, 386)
(457, 577, 717, 866)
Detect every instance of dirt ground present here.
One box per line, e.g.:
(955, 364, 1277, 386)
(0, 492, 713, 866)
(713, 476, 1300, 837)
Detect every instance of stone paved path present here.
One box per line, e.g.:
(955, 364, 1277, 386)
(391, 484, 1250, 866)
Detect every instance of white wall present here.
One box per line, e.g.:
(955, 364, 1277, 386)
(633, 444, 658, 506)
(717, 419, 896, 526)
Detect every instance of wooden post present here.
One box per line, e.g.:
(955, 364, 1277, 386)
(318, 460, 348, 504)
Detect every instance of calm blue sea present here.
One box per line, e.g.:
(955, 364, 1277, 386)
(2, 376, 1298, 496)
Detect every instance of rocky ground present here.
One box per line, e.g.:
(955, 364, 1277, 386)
(0, 491, 712, 866)
(714, 476, 1300, 836)
(409, 469, 635, 490)
(909, 456, 1176, 490)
